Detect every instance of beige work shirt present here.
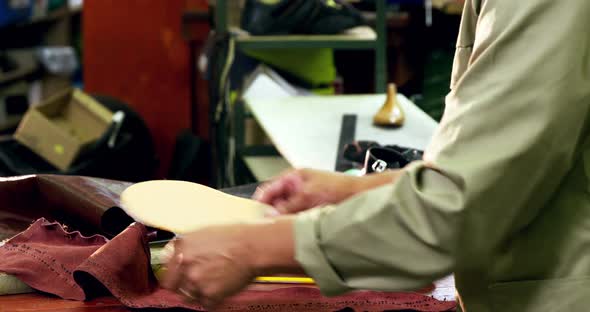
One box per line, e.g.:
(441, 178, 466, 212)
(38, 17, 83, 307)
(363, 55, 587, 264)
(294, 1, 590, 311)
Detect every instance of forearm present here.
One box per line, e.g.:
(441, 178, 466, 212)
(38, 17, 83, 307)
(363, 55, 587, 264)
(244, 217, 303, 275)
(294, 163, 462, 295)
(354, 170, 403, 194)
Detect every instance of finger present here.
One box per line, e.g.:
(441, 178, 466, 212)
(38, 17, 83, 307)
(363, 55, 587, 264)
(254, 177, 293, 205)
(254, 169, 296, 201)
(178, 286, 200, 303)
(253, 182, 281, 204)
(199, 285, 227, 312)
(201, 297, 223, 312)
(271, 199, 288, 214)
(160, 239, 177, 263)
(268, 173, 305, 207)
(275, 193, 310, 214)
(263, 206, 281, 217)
(160, 241, 184, 290)
(282, 173, 304, 196)
(176, 275, 203, 302)
(178, 278, 221, 310)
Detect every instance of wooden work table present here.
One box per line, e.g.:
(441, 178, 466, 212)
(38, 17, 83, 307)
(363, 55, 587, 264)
(0, 294, 130, 311)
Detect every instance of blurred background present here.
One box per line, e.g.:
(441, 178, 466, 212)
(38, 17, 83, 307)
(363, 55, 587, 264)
(0, 0, 464, 187)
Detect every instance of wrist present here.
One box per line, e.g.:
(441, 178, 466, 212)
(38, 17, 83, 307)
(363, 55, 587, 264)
(346, 175, 369, 198)
(243, 217, 301, 276)
(356, 169, 401, 193)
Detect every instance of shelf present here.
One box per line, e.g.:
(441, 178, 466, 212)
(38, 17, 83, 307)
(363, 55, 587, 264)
(243, 155, 292, 182)
(0, 50, 38, 87)
(30, 8, 69, 24)
(0, 115, 23, 132)
(0, 68, 36, 87)
(3, 6, 81, 29)
(212, 0, 389, 186)
(232, 26, 378, 50)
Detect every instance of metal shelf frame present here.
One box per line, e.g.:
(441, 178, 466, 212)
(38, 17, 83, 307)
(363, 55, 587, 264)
(211, 0, 389, 187)
(216, 0, 388, 92)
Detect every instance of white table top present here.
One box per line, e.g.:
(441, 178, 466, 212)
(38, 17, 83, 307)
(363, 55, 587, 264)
(246, 94, 439, 172)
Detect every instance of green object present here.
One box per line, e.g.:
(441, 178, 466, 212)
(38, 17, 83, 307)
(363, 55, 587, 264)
(242, 48, 336, 87)
(344, 168, 363, 176)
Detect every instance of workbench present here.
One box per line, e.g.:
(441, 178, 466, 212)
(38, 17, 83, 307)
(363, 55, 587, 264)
(242, 93, 438, 180)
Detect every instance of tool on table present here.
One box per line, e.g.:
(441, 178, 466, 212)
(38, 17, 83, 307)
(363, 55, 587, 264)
(150, 240, 315, 285)
(254, 276, 315, 284)
(335, 114, 357, 172)
(373, 83, 405, 127)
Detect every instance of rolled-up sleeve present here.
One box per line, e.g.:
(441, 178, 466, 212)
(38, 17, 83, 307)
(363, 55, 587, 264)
(294, 0, 590, 296)
(295, 163, 464, 295)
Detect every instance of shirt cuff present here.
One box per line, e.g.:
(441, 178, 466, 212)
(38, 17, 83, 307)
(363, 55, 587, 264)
(294, 206, 352, 296)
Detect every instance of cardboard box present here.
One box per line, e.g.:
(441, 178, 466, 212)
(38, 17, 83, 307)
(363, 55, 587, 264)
(14, 88, 113, 171)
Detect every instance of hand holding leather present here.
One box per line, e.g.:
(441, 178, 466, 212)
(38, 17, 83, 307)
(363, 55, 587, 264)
(161, 225, 259, 309)
(161, 219, 299, 310)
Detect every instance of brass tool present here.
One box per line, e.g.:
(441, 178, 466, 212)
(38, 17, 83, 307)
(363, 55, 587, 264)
(373, 83, 405, 127)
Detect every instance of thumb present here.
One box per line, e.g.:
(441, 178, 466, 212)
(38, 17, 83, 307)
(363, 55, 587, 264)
(160, 240, 184, 289)
(254, 172, 304, 205)
(274, 192, 313, 215)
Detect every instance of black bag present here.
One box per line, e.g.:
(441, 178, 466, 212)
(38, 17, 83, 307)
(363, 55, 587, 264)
(342, 140, 424, 174)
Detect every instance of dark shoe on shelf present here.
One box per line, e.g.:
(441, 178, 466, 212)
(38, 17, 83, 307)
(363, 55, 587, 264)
(241, 0, 366, 35)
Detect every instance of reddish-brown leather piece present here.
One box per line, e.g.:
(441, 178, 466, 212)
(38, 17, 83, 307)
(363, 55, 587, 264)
(0, 219, 456, 311)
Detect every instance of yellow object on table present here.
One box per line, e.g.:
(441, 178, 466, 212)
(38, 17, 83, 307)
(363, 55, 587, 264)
(254, 276, 315, 284)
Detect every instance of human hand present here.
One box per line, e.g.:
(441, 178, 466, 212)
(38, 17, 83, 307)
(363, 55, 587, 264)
(160, 225, 258, 310)
(160, 219, 298, 310)
(253, 168, 363, 215)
